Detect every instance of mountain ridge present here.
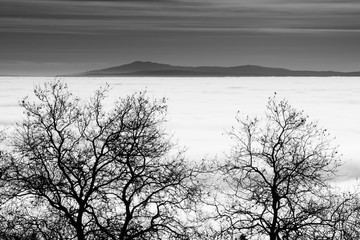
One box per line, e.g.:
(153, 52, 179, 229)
(72, 61, 360, 77)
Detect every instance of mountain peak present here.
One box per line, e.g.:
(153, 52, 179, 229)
(75, 61, 360, 77)
(128, 61, 172, 67)
(130, 61, 155, 65)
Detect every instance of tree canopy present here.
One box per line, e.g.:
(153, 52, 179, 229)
(0, 83, 359, 240)
(209, 95, 344, 239)
(0, 81, 202, 240)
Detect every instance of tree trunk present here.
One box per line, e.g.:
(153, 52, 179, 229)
(76, 225, 86, 240)
(269, 231, 277, 240)
(270, 187, 279, 240)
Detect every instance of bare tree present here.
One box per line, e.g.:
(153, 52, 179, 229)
(2, 81, 202, 240)
(213, 95, 341, 240)
(314, 191, 360, 239)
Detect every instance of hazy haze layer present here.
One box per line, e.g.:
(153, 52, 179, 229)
(0, 76, 359, 186)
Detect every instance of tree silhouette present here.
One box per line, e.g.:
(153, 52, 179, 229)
(213, 95, 341, 240)
(316, 191, 360, 239)
(2, 81, 202, 240)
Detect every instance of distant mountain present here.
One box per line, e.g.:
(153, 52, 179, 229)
(73, 61, 360, 77)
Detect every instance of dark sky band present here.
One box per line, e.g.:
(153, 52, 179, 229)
(1, 0, 360, 75)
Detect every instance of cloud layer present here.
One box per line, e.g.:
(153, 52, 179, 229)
(1, 0, 360, 74)
(1, 0, 360, 34)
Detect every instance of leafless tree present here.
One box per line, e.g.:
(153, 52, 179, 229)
(1, 80, 202, 240)
(212, 95, 341, 240)
(312, 191, 360, 239)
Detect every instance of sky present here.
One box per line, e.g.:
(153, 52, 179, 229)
(1, 0, 360, 75)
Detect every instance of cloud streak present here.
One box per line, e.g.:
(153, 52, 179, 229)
(1, 0, 360, 74)
(1, 0, 360, 35)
